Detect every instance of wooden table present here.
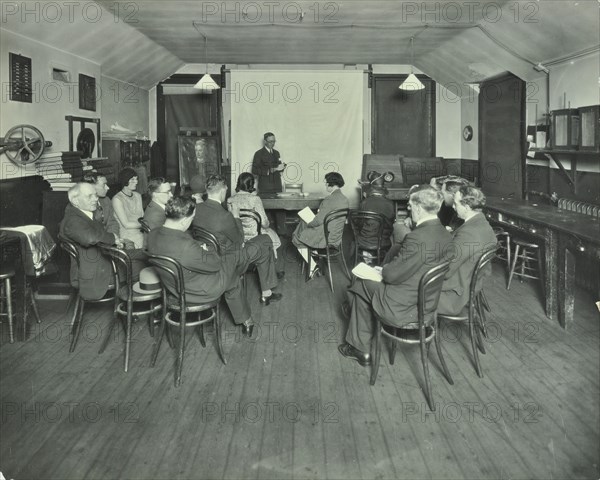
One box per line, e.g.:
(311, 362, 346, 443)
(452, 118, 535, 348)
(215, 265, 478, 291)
(259, 193, 324, 211)
(484, 197, 600, 329)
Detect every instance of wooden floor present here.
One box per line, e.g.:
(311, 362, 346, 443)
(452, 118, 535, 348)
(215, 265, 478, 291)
(1, 246, 599, 480)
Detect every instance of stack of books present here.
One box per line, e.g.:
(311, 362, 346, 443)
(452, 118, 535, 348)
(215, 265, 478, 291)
(35, 151, 84, 191)
(83, 157, 113, 180)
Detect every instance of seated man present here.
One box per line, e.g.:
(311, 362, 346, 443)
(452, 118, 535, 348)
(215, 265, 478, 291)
(339, 186, 453, 366)
(358, 182, 396, 247)
(192, 174, 281, 305)
(82, 172, 120, 239)
(143, 177, 173, 231)
(392, 176, 471, 244)
(60, 183, 123, 301)
(148, 196, 256, 336)
(438, 186, 497, 315)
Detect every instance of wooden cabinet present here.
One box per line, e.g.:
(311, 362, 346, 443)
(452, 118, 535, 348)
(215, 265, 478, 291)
(551, 109, 580, 150)
(578, 105, 600, 152)
(102, 139, 151, 183)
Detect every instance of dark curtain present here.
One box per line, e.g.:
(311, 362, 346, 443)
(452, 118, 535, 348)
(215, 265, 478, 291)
(373, 76, 436, 156)
(164, 94, 218, 182)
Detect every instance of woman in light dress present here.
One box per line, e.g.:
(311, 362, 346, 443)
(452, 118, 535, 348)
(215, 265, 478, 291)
(228, 172, 282, 258)
(112, 167, 144, 248)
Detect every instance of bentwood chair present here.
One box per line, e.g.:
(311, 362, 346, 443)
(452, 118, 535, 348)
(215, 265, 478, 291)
(57, 234, 118, 354)
(348, 210, 391, 267)
(147, 252, 226, 387)
(138, 218, 151, 234)
(238, 209, 262, 295)
(437, 247, 498, 380)
(98, 245, 162, 372)
(370, 261, 452, 411)
(306, 208, 350, 292)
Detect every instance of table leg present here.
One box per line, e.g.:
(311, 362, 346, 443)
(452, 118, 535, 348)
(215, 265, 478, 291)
(544, 230, 558, 321)
(558, 239, 576, 329)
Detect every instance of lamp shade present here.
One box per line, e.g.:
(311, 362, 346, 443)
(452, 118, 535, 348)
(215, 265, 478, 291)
(194, 74, 220, 91)
(399, 73, 425, 91)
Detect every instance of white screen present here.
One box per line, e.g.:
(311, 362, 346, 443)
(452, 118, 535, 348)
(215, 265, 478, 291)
(230, 70, 364, 203)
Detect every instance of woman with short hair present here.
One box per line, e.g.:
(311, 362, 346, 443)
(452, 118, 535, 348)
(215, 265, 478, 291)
(112, 167, 144, 248)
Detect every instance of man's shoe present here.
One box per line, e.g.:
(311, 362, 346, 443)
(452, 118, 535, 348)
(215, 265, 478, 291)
(276, 271, 285, 280)
(338, 343, 371, 366)
(260, 292, 283, 306)
(241, 322, 254, 338)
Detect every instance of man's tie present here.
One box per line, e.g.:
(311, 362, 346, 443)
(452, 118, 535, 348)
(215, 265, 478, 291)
(94, 203, 104, 223)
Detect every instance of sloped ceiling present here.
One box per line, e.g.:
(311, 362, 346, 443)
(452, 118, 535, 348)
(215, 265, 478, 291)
(3, 1, 599, 89)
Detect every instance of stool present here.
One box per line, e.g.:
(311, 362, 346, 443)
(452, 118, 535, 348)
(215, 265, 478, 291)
(493, 227, 511, 286)
(507, 239, 544, 293)
(0, 268, 40, 343)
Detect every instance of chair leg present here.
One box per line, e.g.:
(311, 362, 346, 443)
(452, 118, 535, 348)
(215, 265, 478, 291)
(420, 340, 435, 411)
(28, 286, 42, 324)
(150, 312, 167, 367)
(99, 305, 120, 354)
(536, 248, 546, 301)
(339, 245, 351, 280)
(468, 308, 483, 378)
(175, 312, 187, 387)
(389, 338, 397, 365)
(434, 319, 454, 385)
(505, 235, 511, 275)
(476, 294, 489, 339)
(326, 253, 335, 293)
(65, 289, 76, 316)
(198, 319, 206, 347)
(214, 304, 227, 365)
(123, 302, 133, 373)
(4, 278, 14, 344)
(473, 307, 487, 355)
(370, 324, 382, 386)
(69, 298, 85, 353)
(507, 244, 520, 290)
(519, 248, 528, 283)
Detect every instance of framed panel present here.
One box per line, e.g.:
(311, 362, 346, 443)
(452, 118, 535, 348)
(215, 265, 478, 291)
(178, 135, 220, 188)
(79, 74, 97, 111)
(9, 53, 32, 103)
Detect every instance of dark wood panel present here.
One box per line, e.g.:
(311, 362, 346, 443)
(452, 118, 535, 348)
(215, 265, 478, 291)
(373, 75, 435, 156)
(0, 176, 50, 227)
(479, 73, 526, 198)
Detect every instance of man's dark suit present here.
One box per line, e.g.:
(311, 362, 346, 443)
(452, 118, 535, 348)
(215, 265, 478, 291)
(252, 147, 282, 193)
(60, 203, 116, 301)
(358, 194, 396, 246)
(438, 202, 463, 231)
(94, 196, 120, 237)
(147, 226, 250, 323)
(143, 200, 166, 231)
(438, 212, 497, 315)
(345, 218, 453, 353)
(192, 199, 277, 293)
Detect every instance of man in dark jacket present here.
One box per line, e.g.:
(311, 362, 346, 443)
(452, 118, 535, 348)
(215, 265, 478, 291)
(192, 175, 281, 305)
(148, 196, 256, 335)
(251, 132, 285, 193)
(339, 185, 453, 366)
(143, 177, 173, 231)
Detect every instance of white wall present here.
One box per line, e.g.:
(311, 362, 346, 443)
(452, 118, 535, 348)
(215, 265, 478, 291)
(0, 28, 101, 179)
(0, 28, 150, 180)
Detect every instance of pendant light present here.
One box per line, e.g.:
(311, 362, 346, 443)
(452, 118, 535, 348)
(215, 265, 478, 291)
(399, 36, 425, 91)
(194, 33, 220, 91)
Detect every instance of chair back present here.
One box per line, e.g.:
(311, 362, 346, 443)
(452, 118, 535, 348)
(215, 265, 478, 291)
(469, 247, 498, 300)
(323, 208, 349, 247)
(284, 183, 303, 194)
(138, 218, 151, 234)
(348, 210, 386, 249)
(418, 261, 451, 325)
(191, 226, 222, 255)
(146, 251, 187, 312)
(57, 233, 80, 267)
(239, 209, 262, 239)
(98, 244, 131, 290)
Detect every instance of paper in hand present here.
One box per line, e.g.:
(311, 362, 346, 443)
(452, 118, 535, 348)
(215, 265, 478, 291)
(298, 206, 316, 223)
(352, 262, 383, 282)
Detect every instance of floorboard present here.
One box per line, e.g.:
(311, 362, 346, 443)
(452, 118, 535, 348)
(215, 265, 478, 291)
(1, 254, 598, 480)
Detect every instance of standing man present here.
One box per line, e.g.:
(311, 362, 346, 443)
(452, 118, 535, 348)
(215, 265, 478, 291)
(143, 177, 173, 231)
(252, 132, 286, 194)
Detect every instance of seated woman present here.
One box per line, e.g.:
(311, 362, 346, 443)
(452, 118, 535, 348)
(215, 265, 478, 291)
(228, 173, 283, 276)
(112, 167, 144, 248)
(292, 172, 349, 276)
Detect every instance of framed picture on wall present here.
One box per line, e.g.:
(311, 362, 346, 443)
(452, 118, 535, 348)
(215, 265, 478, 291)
(79, 74, 96, 111)
(178, 135, 220, 188)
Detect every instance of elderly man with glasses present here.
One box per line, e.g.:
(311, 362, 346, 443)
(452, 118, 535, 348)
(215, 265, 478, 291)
(143, 177, 174, 231)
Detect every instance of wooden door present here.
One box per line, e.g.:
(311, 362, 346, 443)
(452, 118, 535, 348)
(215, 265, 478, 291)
(372, 75, 435, 156)
(479, 73, 526, 198)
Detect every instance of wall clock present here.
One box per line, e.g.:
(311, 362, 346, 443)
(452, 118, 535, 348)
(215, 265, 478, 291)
(463, 125, 473, 141)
